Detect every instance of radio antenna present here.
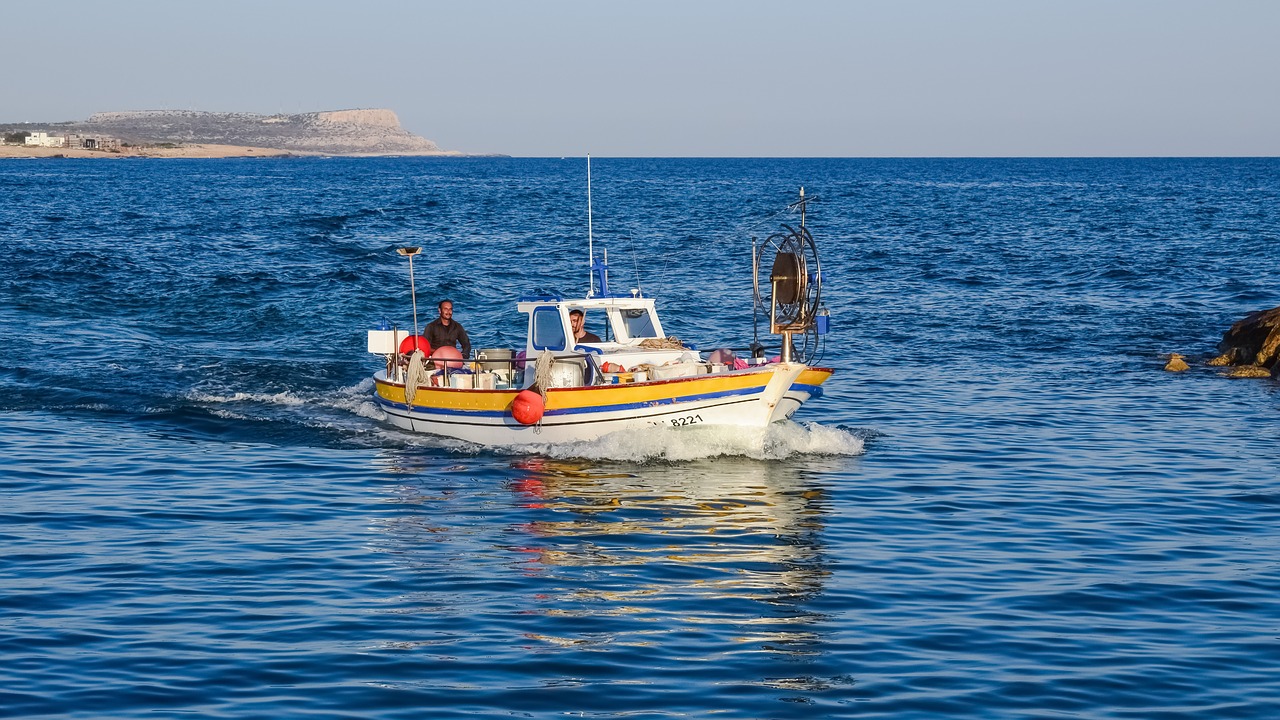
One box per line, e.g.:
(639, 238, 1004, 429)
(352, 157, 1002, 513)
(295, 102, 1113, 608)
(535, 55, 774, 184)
(587, 154, 594, 297)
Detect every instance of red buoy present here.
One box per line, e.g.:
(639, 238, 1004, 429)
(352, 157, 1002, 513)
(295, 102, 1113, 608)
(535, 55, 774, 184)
(399, 335, 431, 355)
(511, 389, 544, 425)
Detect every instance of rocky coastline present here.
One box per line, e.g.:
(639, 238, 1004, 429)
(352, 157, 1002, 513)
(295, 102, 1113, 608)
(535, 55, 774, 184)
(1166, 305, 1280, 378)
(0, 108, 463, 158)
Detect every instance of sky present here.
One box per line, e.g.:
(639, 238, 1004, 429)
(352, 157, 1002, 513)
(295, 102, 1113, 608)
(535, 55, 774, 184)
(3, 0, 1277, 156)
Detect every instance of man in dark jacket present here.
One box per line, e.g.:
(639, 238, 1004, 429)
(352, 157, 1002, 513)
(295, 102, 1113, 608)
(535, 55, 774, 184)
(425, 299, 471, 358)
(569, 308, 602, 344)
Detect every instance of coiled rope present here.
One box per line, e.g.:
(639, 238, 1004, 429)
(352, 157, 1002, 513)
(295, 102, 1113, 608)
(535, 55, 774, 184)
(638, 336, 684, 350)
(404, 350, 430, 405)
(532, 351, 556, 401)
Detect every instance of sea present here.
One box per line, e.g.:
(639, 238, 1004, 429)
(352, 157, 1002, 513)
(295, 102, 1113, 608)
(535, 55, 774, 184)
(1, 156, 1278, 719)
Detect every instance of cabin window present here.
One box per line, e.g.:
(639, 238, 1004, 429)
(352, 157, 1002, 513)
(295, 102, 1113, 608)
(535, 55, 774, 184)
(576, 308, 608, 343)
(621, 308, 657, 339)
(531, 307, 566, 350)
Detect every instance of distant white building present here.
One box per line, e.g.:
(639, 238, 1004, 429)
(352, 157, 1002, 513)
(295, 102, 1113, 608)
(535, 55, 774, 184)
(24, 132, 67, 148)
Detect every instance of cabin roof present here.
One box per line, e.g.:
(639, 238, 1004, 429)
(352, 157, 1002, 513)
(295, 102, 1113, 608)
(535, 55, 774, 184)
(517, 295, 656, 313)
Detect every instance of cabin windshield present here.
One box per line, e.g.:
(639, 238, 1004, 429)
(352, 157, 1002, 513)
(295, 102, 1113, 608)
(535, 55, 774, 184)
(621, 308, 658, 339)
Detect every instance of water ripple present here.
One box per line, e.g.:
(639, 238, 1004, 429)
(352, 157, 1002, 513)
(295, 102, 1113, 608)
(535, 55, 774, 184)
(1, 158, 1279, 718)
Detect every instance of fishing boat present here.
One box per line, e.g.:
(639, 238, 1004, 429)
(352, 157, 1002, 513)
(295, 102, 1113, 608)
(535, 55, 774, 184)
(366, 182, 834, 446)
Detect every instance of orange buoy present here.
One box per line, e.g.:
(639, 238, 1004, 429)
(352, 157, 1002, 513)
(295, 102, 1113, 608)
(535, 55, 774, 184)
(398, 335, 431, 355)
(511, 389, 544, 425)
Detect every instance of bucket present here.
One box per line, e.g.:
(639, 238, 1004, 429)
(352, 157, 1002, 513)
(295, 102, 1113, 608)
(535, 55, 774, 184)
(550, 361, 584, 388)
(477, 348, 514, 373)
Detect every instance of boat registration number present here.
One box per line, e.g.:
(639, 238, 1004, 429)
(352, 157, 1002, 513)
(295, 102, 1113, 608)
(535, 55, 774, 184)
(656, 414, 702, 427)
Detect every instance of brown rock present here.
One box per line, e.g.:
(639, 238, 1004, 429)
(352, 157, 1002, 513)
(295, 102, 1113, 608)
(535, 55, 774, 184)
(1217, 306, 1280, 368)
(1164, 354, 1190, 372)
(1222, 365, 1274, 379)
(1207, 352, 1236, 366)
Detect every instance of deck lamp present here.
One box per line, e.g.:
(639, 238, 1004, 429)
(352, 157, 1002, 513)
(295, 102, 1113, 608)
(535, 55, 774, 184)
(397, 247, 422, 338)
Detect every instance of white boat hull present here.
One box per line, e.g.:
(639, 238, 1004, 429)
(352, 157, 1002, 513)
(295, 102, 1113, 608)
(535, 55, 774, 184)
(373, 363, 832, 446)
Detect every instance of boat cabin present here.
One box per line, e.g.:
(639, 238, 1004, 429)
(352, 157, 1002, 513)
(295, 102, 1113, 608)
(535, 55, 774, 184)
(515, 294, 699, 387)
(369, 253, 763, 392)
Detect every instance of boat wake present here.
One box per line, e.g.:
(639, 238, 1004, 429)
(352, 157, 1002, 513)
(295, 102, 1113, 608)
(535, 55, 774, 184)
(184, 379, 865, 462)
(188, 378, 384, 422)
(502, 421, 866, 462)
(181, 378, 393, 446)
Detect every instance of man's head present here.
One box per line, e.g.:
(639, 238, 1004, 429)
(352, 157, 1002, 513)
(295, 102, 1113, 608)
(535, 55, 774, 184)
(569, 309, 585, 333)
(438, 299, 454, 323)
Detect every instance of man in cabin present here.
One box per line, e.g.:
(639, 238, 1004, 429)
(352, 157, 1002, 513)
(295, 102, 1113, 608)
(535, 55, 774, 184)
(569, 308, 602, 344)
(425, 299, 471, 358)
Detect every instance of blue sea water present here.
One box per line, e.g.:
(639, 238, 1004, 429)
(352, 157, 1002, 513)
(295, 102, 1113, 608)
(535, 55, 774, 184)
(1, 156, 1279, 719)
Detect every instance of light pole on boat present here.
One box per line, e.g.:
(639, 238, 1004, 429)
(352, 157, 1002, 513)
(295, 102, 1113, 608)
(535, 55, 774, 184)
(396, 246, 422, 341)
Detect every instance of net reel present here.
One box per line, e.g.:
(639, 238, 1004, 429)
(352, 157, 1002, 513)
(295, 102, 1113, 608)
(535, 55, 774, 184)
(753, 190, 824, 364)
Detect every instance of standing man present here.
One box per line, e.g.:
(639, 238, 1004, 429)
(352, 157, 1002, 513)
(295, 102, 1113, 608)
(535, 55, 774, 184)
(425, 299, 471, 358)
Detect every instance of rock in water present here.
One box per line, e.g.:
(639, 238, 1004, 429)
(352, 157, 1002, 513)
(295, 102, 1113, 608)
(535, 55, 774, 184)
(1164, 354, 1190, 372)
(1223, 366, 1273, 378)
(1210, 306, 1280, 374)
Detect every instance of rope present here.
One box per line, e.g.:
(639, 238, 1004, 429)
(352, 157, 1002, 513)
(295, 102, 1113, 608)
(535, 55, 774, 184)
(532, 351, 556, 401)
(404, 349, 430, 405)
(638, 336, 685, 350)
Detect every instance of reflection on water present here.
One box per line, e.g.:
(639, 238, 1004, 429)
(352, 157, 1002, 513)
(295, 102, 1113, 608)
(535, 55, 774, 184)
(507, 457, 836, 657)
(365, 445, 856, 708)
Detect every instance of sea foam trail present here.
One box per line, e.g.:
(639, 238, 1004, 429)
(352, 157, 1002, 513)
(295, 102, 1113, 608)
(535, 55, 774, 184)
(189, 380, 864, 460)
(505, 421, 865, 462)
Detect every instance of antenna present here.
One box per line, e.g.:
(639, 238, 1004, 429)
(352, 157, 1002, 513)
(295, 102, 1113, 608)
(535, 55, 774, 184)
(788, 186, 809, 229)
(629, 232, 644, 298)
(396, 247, 422, 339)
(587, 154, 594, 297)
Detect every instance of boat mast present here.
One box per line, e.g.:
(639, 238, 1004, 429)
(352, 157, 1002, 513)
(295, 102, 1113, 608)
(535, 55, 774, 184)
(587, 153, 594, 297)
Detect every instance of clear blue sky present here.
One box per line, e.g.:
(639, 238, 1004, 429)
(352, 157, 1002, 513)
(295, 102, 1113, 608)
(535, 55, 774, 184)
(3, 0, 1276, 156)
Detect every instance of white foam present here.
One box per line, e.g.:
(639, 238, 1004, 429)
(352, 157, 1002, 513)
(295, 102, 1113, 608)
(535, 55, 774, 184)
(506, 421, 865, 462)
(322, 379, 386, 419)
(182, 379, 396, 443)
(188, 389, 308, 406)
(188, 379, 377, 412)
(206, 406, 252, 420)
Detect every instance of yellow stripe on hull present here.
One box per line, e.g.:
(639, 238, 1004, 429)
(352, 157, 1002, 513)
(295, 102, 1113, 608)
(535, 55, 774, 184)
(371, 364, 833, 444)
(377, 368, 792, 413)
